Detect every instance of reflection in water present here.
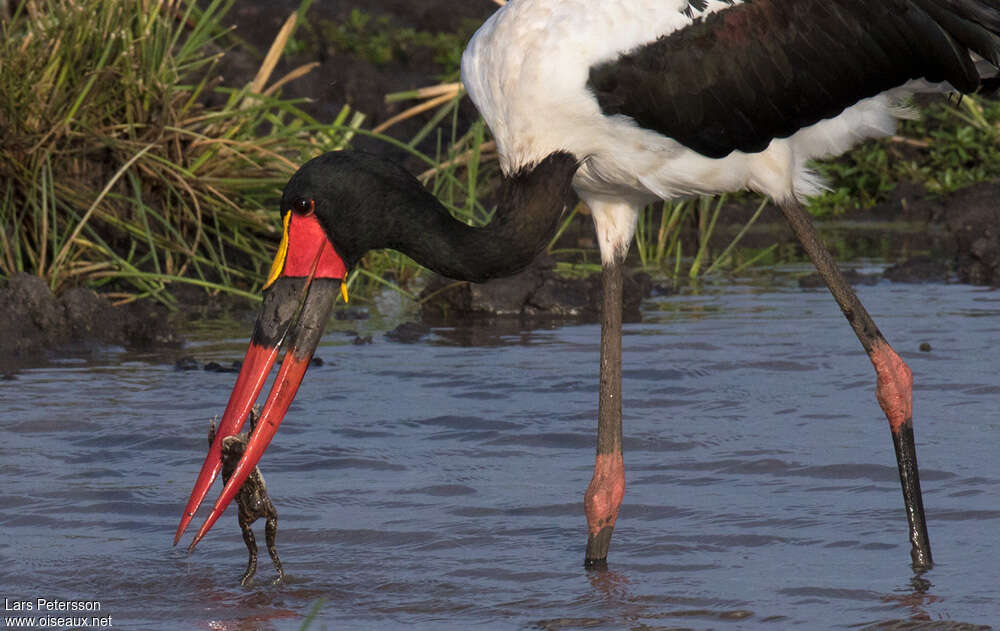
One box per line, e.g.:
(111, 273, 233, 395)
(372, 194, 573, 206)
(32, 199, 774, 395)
(879, 573, 940, 623)
(1, 274, 999, 629)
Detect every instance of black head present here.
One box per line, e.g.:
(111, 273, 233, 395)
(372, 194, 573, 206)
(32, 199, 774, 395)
(280, 150, 443, 269)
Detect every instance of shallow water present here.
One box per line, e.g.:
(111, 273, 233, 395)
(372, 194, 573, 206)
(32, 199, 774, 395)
(2, 267, 999, 630)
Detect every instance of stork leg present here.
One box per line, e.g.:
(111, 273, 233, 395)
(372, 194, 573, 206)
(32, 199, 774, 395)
(779, 199, 932, 569)
(584, 255, 626, 569)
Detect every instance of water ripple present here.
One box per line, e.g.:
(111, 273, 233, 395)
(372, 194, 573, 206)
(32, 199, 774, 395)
(1, 278, 998, 628)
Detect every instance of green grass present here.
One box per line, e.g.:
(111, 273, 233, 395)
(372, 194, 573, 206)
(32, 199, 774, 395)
(312, 9, 479, 78)
(631, 195, 774, 281)
(4, 0, 999, 308)
(807, 95, 1000, 217)
(0, 0, 493, 306)
(0, 0, 362, 304)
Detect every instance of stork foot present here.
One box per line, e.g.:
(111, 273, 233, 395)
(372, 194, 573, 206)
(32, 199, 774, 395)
(870, 339, 932, 569)
(584, 453, 625, 567)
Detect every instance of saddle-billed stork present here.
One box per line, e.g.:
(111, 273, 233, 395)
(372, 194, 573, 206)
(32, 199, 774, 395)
(176, 0, 1000, 571)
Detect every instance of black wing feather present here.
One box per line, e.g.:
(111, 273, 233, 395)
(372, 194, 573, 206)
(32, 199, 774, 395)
(588, 0, 1000, 158)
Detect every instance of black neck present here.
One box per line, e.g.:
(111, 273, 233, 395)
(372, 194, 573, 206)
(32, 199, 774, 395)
(316, 152, 579, 283)
(397, 153, 578, 281)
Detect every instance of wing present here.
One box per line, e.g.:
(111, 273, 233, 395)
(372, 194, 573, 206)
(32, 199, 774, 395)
(587, 0, 1000, 159)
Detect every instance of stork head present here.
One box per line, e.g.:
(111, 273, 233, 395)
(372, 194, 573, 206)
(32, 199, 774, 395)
(175, 154, 360, 549)
(175, 149, 527, 548)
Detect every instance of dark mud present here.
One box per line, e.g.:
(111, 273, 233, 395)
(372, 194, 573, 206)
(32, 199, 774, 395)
(866, 179, 1000, 284)
(0, 273, 181, 368)
(420, 256, 654, 324)
(937, 183, 1000, 284)
(883, 256, 952, 283)
(719, 178, 1000, 287)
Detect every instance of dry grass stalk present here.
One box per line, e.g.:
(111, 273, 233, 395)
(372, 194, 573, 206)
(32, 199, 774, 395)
(248, 12, 297, 95)
(263, 62, 321, 97)
(373, 82, 464, 134)
(419, 140, 497, 182)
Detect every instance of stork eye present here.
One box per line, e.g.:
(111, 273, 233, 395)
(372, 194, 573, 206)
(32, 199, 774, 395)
(291, 198, 314, 215)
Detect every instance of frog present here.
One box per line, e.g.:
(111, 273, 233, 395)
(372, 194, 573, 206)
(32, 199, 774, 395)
(208, 409, 285, 586)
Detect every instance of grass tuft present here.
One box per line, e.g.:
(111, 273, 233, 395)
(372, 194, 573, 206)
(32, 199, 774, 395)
(0, 0, 361, 303)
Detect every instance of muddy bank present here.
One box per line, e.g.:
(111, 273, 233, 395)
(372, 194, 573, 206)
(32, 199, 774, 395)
(709, 178, 1000, 284)
(936, 183, 1000, 284)
(419, 257, 656, 325)
(0, 274, 182, 369)
(854, 179, 1000, 284)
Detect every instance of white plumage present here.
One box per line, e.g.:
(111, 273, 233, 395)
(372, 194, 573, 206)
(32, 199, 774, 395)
(460, 0, 951, 260)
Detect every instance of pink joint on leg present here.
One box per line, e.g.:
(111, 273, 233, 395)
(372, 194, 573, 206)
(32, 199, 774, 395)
(870, 339, 913, 432)
(584, 453, 626, 536)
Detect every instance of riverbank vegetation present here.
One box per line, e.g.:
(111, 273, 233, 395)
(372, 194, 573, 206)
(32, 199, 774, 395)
(2, 0, 999, 307)
(1, 0, 365, 305)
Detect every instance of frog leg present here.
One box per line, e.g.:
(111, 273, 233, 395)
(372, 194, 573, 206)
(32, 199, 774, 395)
(265, 501, 284, 584)
(239, 517, 258, 587)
